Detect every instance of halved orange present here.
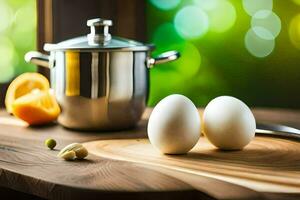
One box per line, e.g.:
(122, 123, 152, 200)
(11, 89, 61, 125)
(5, 73, 50, 113)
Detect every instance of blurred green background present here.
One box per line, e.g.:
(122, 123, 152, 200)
(0, 0, 299, 108)
(0, 0, 36, 82)
(147, 0, 300, 108)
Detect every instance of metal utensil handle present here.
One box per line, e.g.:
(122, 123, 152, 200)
(148, 51, 180, 68)
(25, 51, 50, 68)
(256, 123, 300, 140)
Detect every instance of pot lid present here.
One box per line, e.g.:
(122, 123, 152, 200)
(44, 18, 154, 51)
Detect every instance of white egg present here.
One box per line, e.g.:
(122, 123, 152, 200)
(147, 94, 201, 154)
(203, 96, 256, 150)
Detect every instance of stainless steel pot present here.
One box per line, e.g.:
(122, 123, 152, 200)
(25, 18, 180, 130)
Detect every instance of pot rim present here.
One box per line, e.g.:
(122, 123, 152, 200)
(44, 35, 155, 52)
(44, 43, 155, 52)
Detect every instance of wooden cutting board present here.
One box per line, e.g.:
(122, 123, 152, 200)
(85, 136, 300, 194)
(1, 108, 300, 200)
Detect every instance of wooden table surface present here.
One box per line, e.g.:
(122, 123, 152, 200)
(0, 108, 300, 200)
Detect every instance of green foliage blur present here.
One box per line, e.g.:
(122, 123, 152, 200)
(0, 0, 299, 109)
(0, 0, 36, 83)
(147, 0, 300, 108)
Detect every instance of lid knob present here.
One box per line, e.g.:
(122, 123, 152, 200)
(87, 18, 113, 45)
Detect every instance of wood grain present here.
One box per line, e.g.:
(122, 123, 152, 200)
(0, 108, 300, 200)
(85, 137, 300, 193)
(0, 131, 262, 200)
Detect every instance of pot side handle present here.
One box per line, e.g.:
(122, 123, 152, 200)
(148, 50, 180, 68)
(24, 51, 50, 68)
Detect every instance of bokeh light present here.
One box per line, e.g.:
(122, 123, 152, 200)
(0, 65, 15, 83)
(0, 0, 37, 79)
(289, 14, 300, 49)
(12, 3, 37, 49)
(170, 42, 201, 78)
(193, 0, 218, 11)
(0, 37, 15, 82)
(152, 24, 201, 78)
(251, 10, 281, 40)
(14, 4, 37, 34)
(150, 23, 202, 103)
(0, 1, 13, 32)
(147, 0, 300, 108)
(174, 5, 209, 39)
(149, 0, 181, 10)
(251, 27, 274, 41)
(242, 0, 273, 16)
(0, 37, 15, 67)
(206, 0, 237, 33)
(148, 42, 202, 106)
(245, 28, 275, 58)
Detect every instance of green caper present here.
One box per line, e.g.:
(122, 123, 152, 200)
(45, 138, 56, 150)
